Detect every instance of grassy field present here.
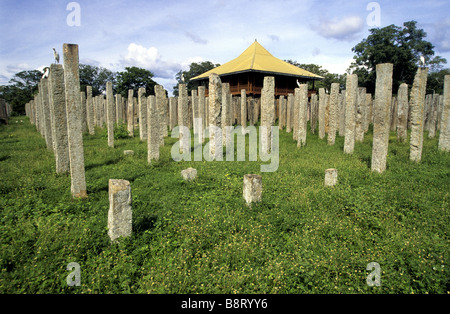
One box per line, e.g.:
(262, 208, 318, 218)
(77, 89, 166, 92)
(0, 116, 448, 294)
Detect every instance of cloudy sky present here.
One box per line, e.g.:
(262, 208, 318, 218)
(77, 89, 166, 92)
(1, 0, 449, 94)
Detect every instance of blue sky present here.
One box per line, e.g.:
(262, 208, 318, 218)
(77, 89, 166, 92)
(1, 0, 449, 93)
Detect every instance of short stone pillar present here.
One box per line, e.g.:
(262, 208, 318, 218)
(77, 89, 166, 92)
(123, 150, 134, 155)
(108, 179, 132, 242)
(324, 168, 338, 187)
(181, 168, 197, 181)
(243, 174, 262, 207)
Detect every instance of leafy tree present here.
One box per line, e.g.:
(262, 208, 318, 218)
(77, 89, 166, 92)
(285, 60, 346, 91)
(79, 64, 116, 97)
(115, 66, 157, 98)
(426, 68, 450, 95)
(0, 70, 43, 114)
(173, 61, 220, 96)
(348, 20, 447, 93)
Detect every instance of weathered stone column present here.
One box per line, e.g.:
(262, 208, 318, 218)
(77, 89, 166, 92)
(437, 95, 443, 131)
(318, 88, 326, 139)
(371, 63, 394, 172)
(48, 64, 70, 173)
(169, 96, 177, 131)
(355, 87, 366, 142)
(106, 81, 114, 148)
(344, 74, 358, 154)
(396, 83, 409, 142)
(178, 84, 189, 154)
(108, 179, 132, 242)
(62, 43, 87, 198)
(286, 93, 294, 133)
(328, 83, 339, 145)
(198, 86, 206, 138)
(279, 95, 286, 130)
(243, 174, 262, 207)
(365, 93, 373, 132)
(409, 67, 428, 162)
(86, 86, 95, 135)
(40, 78, 53, 150)
(241, 89, 247, 129)
(208, 74, 222, 160)
(324, 168, 338, 187)
(261, 76, 275, 154)
(147, 95, 160, 163)
(297, 84, 308, 147)
(438, 75, 450, 152)
(222, 83, 232, 146)
(80, 91, 87, 134)
(192, 89, 200, 141)
(127, 89, 134, 137)
(338, 91, 346, 136)
(428, 93, 439, 138)
(310, 94, 318, 134)
(138, 87, 147, 141)
(115, 94, 122, 124)
(155, 85, 168, 143)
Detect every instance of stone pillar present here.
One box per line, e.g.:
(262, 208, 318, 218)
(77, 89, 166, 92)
(155, 85, 168, 143)
(108, 179, 132, 242)
(310, 94, 318, 134)
(221, 83, 232, 146)
(62, 43, 87, 198)
(286, 93, 294, 133)
(243, 174, 262, 207)
(438, 75, 450, 152)
(261, 76, 275, 154)
(80, 91, 87, 134)
(396, 83, 409, 142)
(428, 93, 439, 138)
(169, 96, 177, 131)
(437, 95, 443, 131)
(86, 86, 95, 135)
(279, 95, 286, 130)
(355, 87, 366, 142)
(371, 63, 394, 172)
(241, 89, 247, 129)
(48, 64, 70, 174)
(324, 168, 338, 187)
(138, 87, 147, 141)
(127, 89, 134, 137)
(338, 91, 346, 136)
(297, 84, 308, 147)
(328, 83, 339, 145)
(40, 78, 53, 150)
(178, 84, 189, 153)
(409, 67, 428, 162)
(106, 81, 114, 148)
(318, 88, 326, 139)
(344, 74, 358, 154)
(325, 94, 330, 134)
(365, 93, 373, 133)
(192, 89, 199, 139)
(198, 86, 206, 137)
(147, 95, 160, 163)
(208, 74, 222, 160)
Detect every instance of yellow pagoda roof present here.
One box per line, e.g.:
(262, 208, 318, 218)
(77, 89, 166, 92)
(191, 40, 324, 81)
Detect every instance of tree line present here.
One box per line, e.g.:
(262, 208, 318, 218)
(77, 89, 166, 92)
(1, 20, 447, 115)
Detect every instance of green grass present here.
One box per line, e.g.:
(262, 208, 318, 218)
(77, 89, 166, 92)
(0, 116, 448, 294)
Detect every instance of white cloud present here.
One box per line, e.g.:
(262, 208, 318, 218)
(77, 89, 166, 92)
(315, 16, 364, 41)
(432, 18, 450, 53)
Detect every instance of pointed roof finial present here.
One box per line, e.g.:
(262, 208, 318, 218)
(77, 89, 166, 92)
(255, 38, 257, 42)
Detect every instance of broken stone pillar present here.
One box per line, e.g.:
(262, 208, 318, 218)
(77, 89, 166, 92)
(261, 76, 275, 154)
(409, 67, 428, 162)
(371, 63, 394, 173)
(138, 87, 147, 141)
(324, 168, 338, 187)
(48, 64, 70, 174)
(438, 75, 450, 152)
(181, 168, 197, 181)
(169, 96, 177, 131)
(208, 74, 222, 160)
(241, 89, 247, 129)
(178, 84, 189, 154)
(338, 91, 346, 136)
(147, 95, 160, 163)
(355, 87, 367, 142)
(108, 179, 132, 242)
(297, 84, 308, 147)
(123, 150, 134, 156)
(62, 43, 87, 198)
(328, 83, 339, 145)
(86, 86, 95, 135)
(127, 89, 134, 137)
(344, 74, 358, 154)
(318, 88, 326, 139)
(396, 83, 409, 142)
(243, 174, 262, 207)
(106, 81, 114, 148)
